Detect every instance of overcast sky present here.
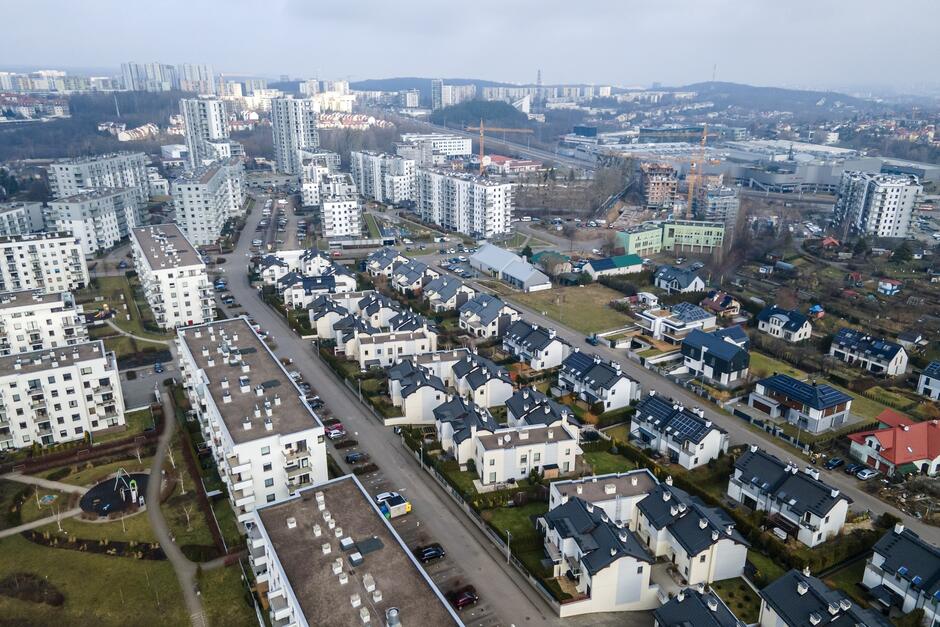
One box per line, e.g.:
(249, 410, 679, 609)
(3, 0, 938, 92)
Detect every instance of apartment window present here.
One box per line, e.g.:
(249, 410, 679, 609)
(488, 473, 496, 483)
(263, 463, 272, 472)
(261, 446, 270, 456)
(519, 455, 528, 465)
(637, 565, 644, 574)
(488, 459, 495, 466)
(699, 554, 707, 563)
(264, 478, 274, 488)
(533, 452, 541, 462)
(266, 494, 276, 503)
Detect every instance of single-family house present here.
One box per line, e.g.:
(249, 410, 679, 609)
(829, 328, 908, 376)
(584, 254, 644, 280)
(475, 422, 581, 485)
(503, 320, 572, 370)
(547, 469, 659, 528)
(727, 446, 851, 547)
(749, 374, 852, 433)
(699, 290, 741, 319)
(280, 274, 338, 309)
(558, 350, 641, 412)
(307, 295, 348, 338)
(531, 251, 573, 276)
(365, 246, 408, 277)
(848, 417, 940, 477)
(680, 326, 750, 388)
(654, 588, 745, 627)
(434, 397, 497, 466)
(755, 306, 813, 343)
(423, 277, 475, 312)
(505, 387, 575, 428)
(635, 480, 749, 586)
(451, 352, 513, 408)
(386, 361, 448, 424)
(636, 302, 717, 344)
(897, 329, 926, 350)
(629, 392, 728, 469)
(917, 361, 940, 400)
(357, 292, 402, 329)
(758, 568, 891, 627)
(350, 329, 437, 370)
(458, 294, 520, 338)
(877, 279, 902, 296)
(390, 259, 439, 295)
(862, 524, 940, 626)
(538, 497, 660, 617)
(654, 266, 706, 294)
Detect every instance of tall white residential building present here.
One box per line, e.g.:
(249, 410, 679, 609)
(177, 318, 329, 525)
(270, 97, 320, 175)
(349, 151, 416, 204)
(171, 158, 245, 246)
(416, 169, 513, 238)
(246, 475, 461, 627)
(47, 152, 151, 205)
(176, 63, 216, 94)
(121, 62, 177, 92)
(180, 97, 239, 167)
(0, 340, 124, 450)
(131, 224, 214, 329)
(0, 290, 88, 357)
(0, 233, 89, 294)
(0, 202, 44, 237)
(322, 195, 361, 239)
(834, 171, 921, 239)
(48, 188, 144, 257)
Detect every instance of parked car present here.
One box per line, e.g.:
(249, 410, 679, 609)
(414, 543, 446, 563)
(585, 335, 599, 346)
(446, 585, 478, 610)
(375, 491, 399, 504)
(345, 452, 368, 464)
(824, 457, 845, 470)
(844, 463, 865, 475)
(326, 426, 346, 440)
(856, 468, 880, 480)
(288, 371, 302, 382)
(153, 362, 165, 374)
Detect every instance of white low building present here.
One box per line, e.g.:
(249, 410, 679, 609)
(246, 476, 461, 627)
(0, 340, 124, 450)
(470, 244, 551, 292)
(558, 350, 641, 412)
(0, 233, 89, 294)
(0, 290, 88, 356)
(727, 446, 850, 547)
(636, 302, 717, 344)
(365, 247, 408, 277)
(458, 293, 520, 338)
(452, 352, 513, 408)
(505, 387, 574, 429)
(474, 422, 581, 485)
(548, 470, 660, 529)
(503, 320, 571, 370)
(434, 397, 498, 466)
(918, 361, 940, 399)
(755, 306, 812, 343)
(629, 393, 728, 470)
(390, 259, 439, 295)
(423, 277, 475, 312)
(828, 327, 908, 377)
(177, 318, 329, 526)
(131, 224, 214, 329)
(387, 360, 448, 425)
(350, 329, 437, 370)
(862, 524, 940, 626)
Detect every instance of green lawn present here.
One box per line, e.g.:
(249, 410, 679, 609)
(583, 451, 635, 475)
(603, 424, 631, 443)
(748, 351, 808, 379)
(748, 550, 787, 584)
(0, 534, 187, 626)
(212, 498, 243, 551)
(0, 480, 30, 530)
(824, 559, 869, 607)
(365, 214, 381, 238)
(711, 578, 761, 624)
(18, 488, 73, 525)
(482, 503, 549, 577)
(42, 508, 157, 544)
(81, 276, 171, 341)
(46, 456, 151, 487)
(510, 284, 633, 335)
(200, 564, 256, 626)
(438, 461, 478, 498)
(93, 408, 154, 445)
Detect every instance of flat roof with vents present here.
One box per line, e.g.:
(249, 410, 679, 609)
(255, 475, 460, 626)
(132, 223, 203, 270)
(0, 290, 68, 311)
(178, 318, 321, 444)
(0, 340, 109, 375)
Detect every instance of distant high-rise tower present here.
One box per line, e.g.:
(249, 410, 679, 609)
(180, 98, 231, 168)
(431, 79, 444, 111)
(834, 171, 921, 240)
(270, 97, 320, 175)
(536, 69, 542, 87)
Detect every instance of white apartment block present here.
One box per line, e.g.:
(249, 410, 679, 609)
(246, 476, 461, 627)
(177, 318, 329, 526)
(0, 202, 44, 237)
(47, 152, 151, 205)
(350, 330, 438, 371)
(171, 157, 245, 246)
(131, 224, 214, 329)
(49, 188, 144, 257)
(0, 290, 88, 357)
(271, 97, 320, 175)
(400, 133, 473, 158)
(180, 97, 239, 167)
(322, 196, 361, 239)
(0, 340, 124, 450)
(0, 233, 89, 294)
(475, 422, 581, 486)
(349, 151, 416, 204)
(834, 171, 922, 239)
(416, 169, 513, 238)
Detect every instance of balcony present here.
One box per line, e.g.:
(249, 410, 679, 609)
(284, 448, 310, 464)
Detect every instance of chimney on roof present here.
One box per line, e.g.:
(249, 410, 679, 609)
(665, 475, 673, 486)
(707, 596, 718, 612)
(803, 565, 812, 577)
(894, 522, 905, 535)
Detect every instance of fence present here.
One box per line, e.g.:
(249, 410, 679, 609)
(731, 408, 812, 454)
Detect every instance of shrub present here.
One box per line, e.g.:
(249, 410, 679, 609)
(333, 439, 358, 449)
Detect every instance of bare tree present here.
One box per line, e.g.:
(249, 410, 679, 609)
(182, 504, 194, 531)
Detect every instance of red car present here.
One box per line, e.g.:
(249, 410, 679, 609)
(446, 585, 478, 610)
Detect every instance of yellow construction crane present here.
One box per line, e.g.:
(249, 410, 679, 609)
(464, 119, 534, 175)
(685, 124, 709, 219)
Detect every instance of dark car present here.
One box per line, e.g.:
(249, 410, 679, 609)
(824, 457, 845, 470)
(154, 362, 165, 374)
(446, 585, 478, 610)
(414, 543, 446, 563)
(585, 335, 599, 346)
(345, 452, 368, 464)
(844, 463, 864, 475)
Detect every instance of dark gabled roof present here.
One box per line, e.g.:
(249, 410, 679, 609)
(587, 254, 643, 273)
(654, 588, 745, 627)
(872, 526, 940, 600)
(655, 265, 703, 290)
(681, 328, 749, 363)
(259, 255, 288, 269)
(505, 388, 573, 426)
(433, 397, 497, 444)
(459, 293, 513, 326)
(424, 276, 466, 302)
(759, 569, 892, 627)
(756, 305, 810, 332)
(734, 447, 852, 518)
(332, 314, 377, 342)
(832, 327, 903, 362)
(359, 293, 401, 317)
(308, 296, 347, 318)
(504, 320, 567, 353)
(387, 359, 420, 383)
(280, 273, 335, 294)
(393, 259, 432, 286)
(637, 484, 748, 555)
(389, 311, 431, 332)
(560, 350, 632, 391)
(634, 394, 725, 444)
(543, 497, 652, 575)
(700, 290, 739, 313)
(924, 361, 940, 379)
(366, 246, 405, 270)
(758, 374, 852, 411)
(399, 369, 446, 399)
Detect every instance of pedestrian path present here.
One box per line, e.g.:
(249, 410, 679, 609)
(2, 471, 88, 495)
(0, 508, 82, 539)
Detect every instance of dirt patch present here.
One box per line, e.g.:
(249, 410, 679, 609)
(0, 573, 65, 606)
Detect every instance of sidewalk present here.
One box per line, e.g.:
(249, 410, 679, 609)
(0, 508, 82, 539)
(2, 472, 88, 495)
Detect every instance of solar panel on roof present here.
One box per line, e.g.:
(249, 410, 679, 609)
(912, 575, 923, 586)
(898, 566, 908, 576)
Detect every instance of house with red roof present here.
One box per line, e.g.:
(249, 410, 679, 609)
(848, 416, 940, 477)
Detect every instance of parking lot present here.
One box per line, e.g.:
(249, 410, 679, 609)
(252, 195, 311, 253)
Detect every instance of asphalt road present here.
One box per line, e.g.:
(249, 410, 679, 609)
(225, 194, 652, 627)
